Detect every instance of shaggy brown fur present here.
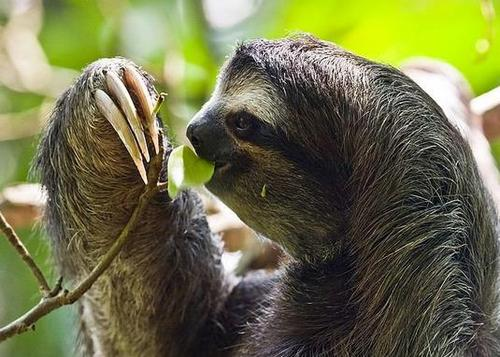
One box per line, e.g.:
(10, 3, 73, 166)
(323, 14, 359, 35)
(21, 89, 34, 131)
(36, 36, 499, 356)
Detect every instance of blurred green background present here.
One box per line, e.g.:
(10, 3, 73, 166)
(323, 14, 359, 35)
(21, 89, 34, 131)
(0, 0, 499, 356)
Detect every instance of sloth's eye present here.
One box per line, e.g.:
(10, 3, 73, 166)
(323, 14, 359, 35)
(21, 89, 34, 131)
(229, 112, 258, 138)
(235, 116, 252, 131)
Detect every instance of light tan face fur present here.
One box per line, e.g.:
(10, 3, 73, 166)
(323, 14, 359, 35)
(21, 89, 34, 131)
(188, 66, 342, 260)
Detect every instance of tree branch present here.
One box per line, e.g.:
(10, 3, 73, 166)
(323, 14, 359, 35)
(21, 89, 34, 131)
(0, 140, 165, 343)
(0, 210, 50, 295)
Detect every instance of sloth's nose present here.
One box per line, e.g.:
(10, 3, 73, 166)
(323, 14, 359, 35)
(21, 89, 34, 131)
(186, 120, 213, 158)
(186, 123, 202, 152)
(186, 111, 230, 163)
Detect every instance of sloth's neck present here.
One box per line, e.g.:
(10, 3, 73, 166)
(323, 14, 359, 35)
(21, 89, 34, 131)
(280, 148, 482, 354)
(244, 258, 354, 356)
(256, 244, 470, 356)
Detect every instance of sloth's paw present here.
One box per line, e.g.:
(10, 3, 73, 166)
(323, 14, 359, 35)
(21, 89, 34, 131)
(94, 66, 164, 184)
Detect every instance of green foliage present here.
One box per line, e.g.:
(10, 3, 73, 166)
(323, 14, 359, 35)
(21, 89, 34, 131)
(167, 145, 215, 198)
(0, 229, 75, 357)
(0, 0, 499, 355)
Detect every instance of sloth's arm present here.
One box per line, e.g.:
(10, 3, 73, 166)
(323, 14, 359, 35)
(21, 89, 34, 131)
(34, 58, 273, 357)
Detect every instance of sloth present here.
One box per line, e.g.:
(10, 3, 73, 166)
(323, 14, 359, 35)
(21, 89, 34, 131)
(35, 36, 499, 356)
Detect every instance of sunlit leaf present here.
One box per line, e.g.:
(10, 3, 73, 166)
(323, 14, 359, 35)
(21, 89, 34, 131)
(167, 145, 215, 198)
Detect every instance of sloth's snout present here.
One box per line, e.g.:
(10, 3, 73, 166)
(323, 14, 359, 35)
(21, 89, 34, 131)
(186, 119, 214, 161)
(186, 121, 204, 153)
(187, 110, 232, 164)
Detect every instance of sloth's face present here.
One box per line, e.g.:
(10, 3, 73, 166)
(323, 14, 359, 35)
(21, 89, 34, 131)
(187, 57, 344, 259)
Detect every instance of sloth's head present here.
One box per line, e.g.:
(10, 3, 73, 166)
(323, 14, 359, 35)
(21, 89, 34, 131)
(187, 35, 458, 261)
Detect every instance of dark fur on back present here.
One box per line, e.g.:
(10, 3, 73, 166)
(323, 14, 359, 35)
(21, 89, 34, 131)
(222, 37, 500, 356)
(34, 37, 499, 356)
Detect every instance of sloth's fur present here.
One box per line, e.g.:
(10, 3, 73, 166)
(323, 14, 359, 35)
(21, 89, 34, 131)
(35, 36, 499, 356)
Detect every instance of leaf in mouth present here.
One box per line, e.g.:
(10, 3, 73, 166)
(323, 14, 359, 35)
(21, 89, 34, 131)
(167, 145, 215, 198)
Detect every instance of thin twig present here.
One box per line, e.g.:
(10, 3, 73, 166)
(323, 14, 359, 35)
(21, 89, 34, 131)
(0, 211, 51, 295)
(0, 143, 165, 343)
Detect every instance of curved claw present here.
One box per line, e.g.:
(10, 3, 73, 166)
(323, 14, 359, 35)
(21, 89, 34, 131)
(105, 71, 151, 162)
(123, 66, 160, 155)
(95, 89, 148, 184)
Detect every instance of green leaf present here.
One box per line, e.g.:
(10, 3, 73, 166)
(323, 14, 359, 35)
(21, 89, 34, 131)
(167, 145, 215, 198)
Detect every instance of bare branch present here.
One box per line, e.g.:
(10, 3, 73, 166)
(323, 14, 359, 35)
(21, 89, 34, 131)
(0, 139, 165, 343)
(0, 210, 50, 295)
(471, 86, 500, 118)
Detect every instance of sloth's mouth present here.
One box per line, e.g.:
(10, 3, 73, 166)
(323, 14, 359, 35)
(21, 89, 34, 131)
(214, 161, 230, 173)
